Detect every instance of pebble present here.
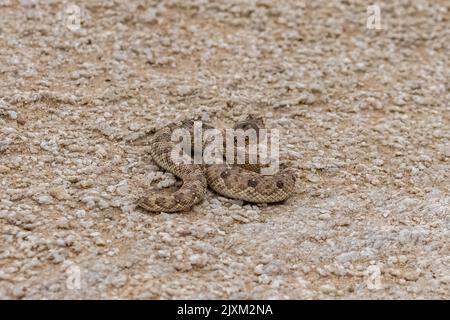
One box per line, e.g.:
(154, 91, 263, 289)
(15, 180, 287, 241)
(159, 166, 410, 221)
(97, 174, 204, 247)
(440, 276, 450, 284)
(56, 217, 70, 229)
(75, 210, 86, 218)
(175, 85, 194, 96)
(306, 174, 320, 183)
(95, 237, 107, 246)
(128, 123, 141, 132)
(49, 186, 71, 201)
(318, 213, 331, 220)
(320, 284, 336, 294)
(189, 254, 209, 267)
(8, 111, 18, 120)
(231, 214, 250, 224)
(33, 194, 53, 204)
(77, 179, 94, 189)
(12, 286, 27, 299)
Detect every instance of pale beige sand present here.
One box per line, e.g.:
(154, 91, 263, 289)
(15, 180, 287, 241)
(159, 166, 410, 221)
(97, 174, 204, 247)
(0, 0, 449, 299)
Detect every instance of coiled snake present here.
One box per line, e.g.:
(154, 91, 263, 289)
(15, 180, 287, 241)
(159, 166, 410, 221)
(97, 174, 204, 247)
(138, 115, 296, 212)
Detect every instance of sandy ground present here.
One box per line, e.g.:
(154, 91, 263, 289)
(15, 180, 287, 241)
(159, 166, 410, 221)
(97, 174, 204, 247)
(0, 0, 449, 299)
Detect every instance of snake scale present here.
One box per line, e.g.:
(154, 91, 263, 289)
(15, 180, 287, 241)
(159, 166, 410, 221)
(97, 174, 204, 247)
(138, 115, 296, 212)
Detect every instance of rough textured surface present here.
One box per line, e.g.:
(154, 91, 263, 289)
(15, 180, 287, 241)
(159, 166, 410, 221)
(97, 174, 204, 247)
(0, 0, 449, 299)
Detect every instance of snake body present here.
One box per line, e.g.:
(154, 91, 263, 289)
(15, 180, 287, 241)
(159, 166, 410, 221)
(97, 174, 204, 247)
(138, 116, 296, 212)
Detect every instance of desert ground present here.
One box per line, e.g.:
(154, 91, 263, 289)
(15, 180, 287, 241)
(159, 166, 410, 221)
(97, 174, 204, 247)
(0, 0, 449, 299)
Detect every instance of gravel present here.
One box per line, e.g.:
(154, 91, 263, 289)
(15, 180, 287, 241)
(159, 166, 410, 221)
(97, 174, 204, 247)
(0, 0, 449, 299)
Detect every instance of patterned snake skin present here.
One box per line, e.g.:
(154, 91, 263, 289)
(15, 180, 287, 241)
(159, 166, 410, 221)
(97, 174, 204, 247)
(138, 115, 296, 212)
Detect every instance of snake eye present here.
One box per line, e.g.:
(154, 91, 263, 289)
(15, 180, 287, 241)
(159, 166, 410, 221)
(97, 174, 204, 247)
(276, 180, 284, 189)
(220, 170, 230, 179)
(247, 178, 258, 187)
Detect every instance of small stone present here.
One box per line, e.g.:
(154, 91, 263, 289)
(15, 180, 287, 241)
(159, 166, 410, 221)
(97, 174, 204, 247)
(70, 71, 81, 80)
(189, 254, 208, 267)
(95, 237, 106, 246)
(129, 123, 141, 131)
(12, 285, 26, 299)
(393, 97, 406, 106)
(336, 252, 357, 263)
(297, 92, 316, 105)
(220, 216, 234, 226)
(0, 165, 10, 174)
(143, 8, 158, 24)
(77, 179, 94, 189)
(49, 186, 71, 200)
(50, 250, 64, 264)
(145, 48, 155, 64)
(34, 194, 53, 204)
(20, 0, 37, 7)
(75, 209, 86, 218)
(56, 217, 69, 229)
(309, 83, 323, 93)
(115, 182, 129, 196)
(320, 283, 336, 294)
(439, 145, 450, 157)
(16, 115, 26, 125)
(319, 213, 331, 220)
(157, 250, 170, 258)
(306, 174, 320, 183)
(112, 274, 128, 288)
(97, 199, 109, 209)
(254, 264, 264, 275)
(355, 62, 366, 71)
(229, 204, 242, 211)
(373, 159, 384, 166)
(175, 262, 192, 271)
(404, 271, 420, 281)
(7, 111, 18, 120)
(80, 220, 94, 228)
(96, 145, 107, 157)
(413, 95, 431, 106)
(231, 214, 250, 224)
(263, 262, 283, 276)
(175, 85, 194, 96)
(439, 275, 450, 284)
